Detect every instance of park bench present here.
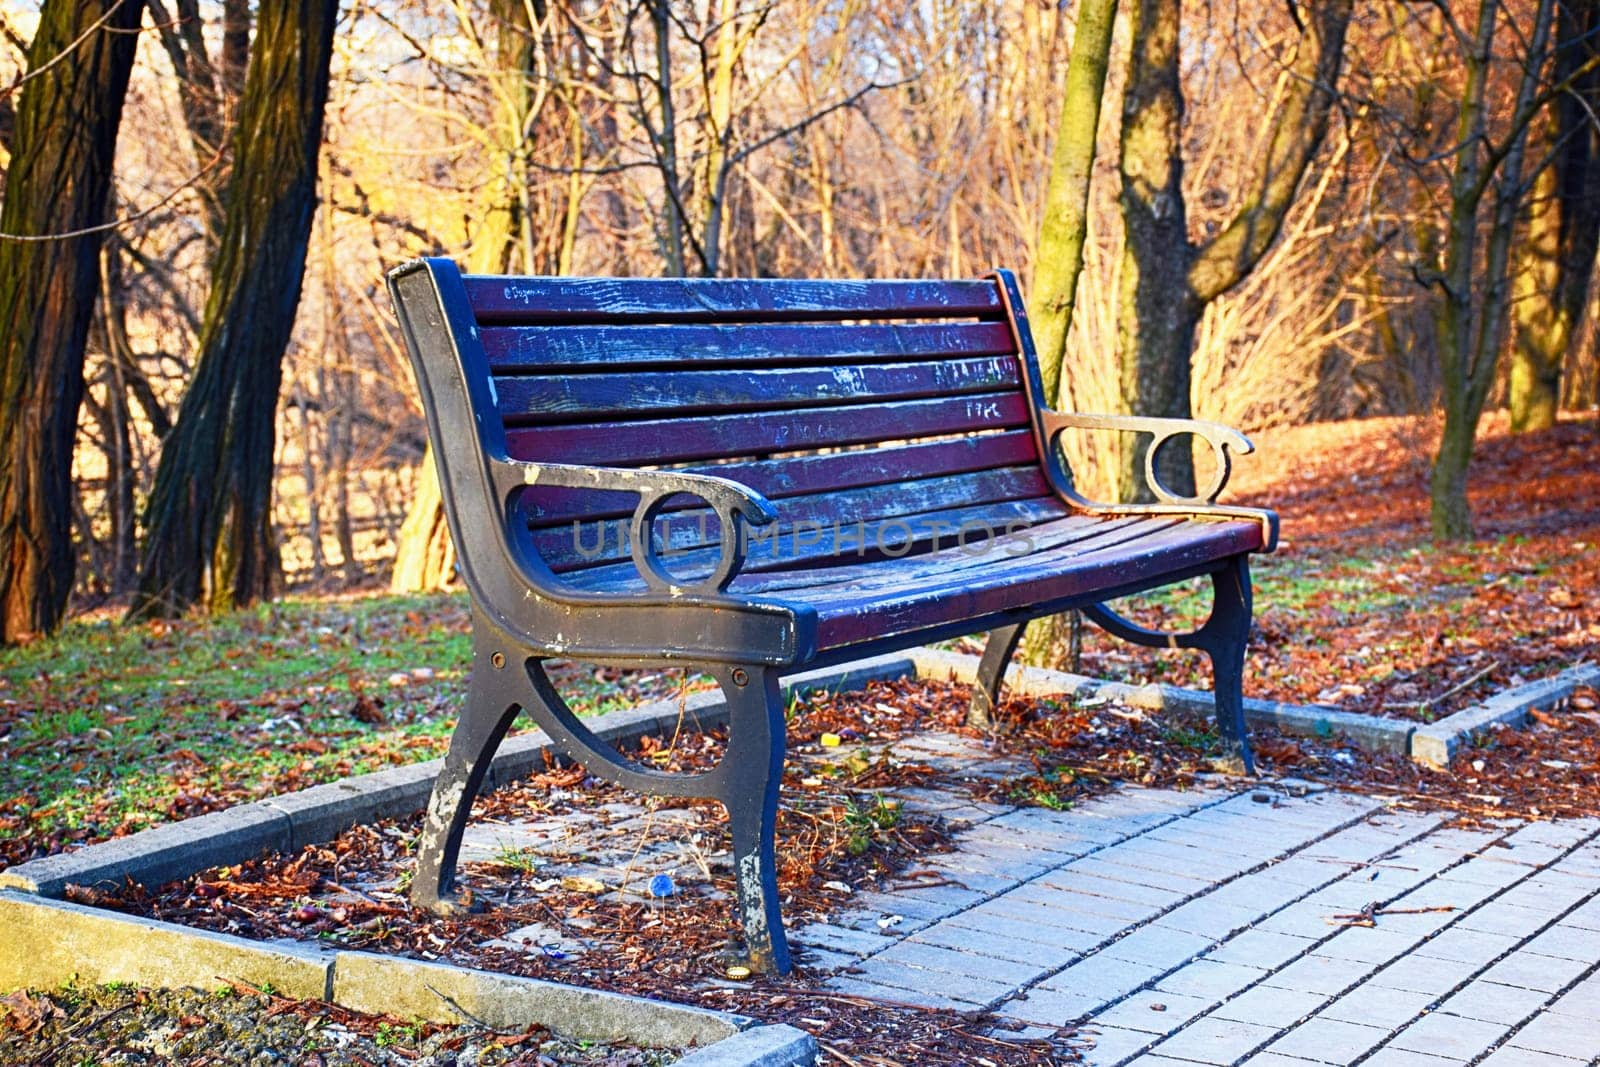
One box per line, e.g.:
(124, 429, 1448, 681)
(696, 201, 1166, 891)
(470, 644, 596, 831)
(387, 258, 1279, 975)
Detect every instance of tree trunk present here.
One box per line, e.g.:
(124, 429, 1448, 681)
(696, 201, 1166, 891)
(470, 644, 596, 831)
(651, 0, 687, 275)
(391, 458, 456, 593)
(1117, 0, 1197, 502)
(390, 0, 537, 595)
(1029, 0, 1118, 411)
(131, 0, 339, 619)
(0, 0, 144, 643)
(1511, 159, 1568, 432)
(1510, 0, 1600, 432)
(1116, 0, 1351, 502)
(1430, 401, 1477, 539)
(1429, 0, 1555, 539)
(99, 242, 138, 594)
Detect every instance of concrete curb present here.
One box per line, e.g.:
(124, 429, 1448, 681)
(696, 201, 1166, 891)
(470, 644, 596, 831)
(0, 889, 767, 1058)
(906, 648, 1418, 755)
(0, 653, 915, 898)
(673, 1023, 818, 1066)
(1410, 662, 1599, 769)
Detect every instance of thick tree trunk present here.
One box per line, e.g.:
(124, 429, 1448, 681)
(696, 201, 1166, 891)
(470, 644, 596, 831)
(131, 0, 339, 619)
(1430, 403, 1477, 539)
(1116, 0, 1197, 502)
(0, 0, 144, 643)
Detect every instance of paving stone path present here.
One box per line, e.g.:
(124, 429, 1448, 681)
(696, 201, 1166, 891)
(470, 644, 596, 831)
(460, 732, 1600, 1066)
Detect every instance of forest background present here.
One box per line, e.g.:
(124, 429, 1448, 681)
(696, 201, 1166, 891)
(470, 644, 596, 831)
(0, 0, 1595, 647)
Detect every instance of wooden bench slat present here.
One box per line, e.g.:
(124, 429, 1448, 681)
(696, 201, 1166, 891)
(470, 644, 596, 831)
(535, 467, 1054, 571)
(495, 356, 1021, 424)
(521, 432, 1042, 528)
(559, 514, 1167, 597)
(740, 515, 1164, 596)
(811, 519, 1264, 648)
(466, 276, 1004, 325)
(482, 322, 1017, 372)
(506, 392, 1031, 467)
(551, 498, 1072, 586)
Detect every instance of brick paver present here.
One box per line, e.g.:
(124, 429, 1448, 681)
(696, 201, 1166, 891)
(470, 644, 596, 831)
(817, 770, 1600, 1065)
(460, 726, 1600, 1065)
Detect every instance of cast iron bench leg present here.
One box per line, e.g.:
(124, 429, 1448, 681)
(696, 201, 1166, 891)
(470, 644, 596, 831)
(1199, 556, 1254, 774)
(1079, 555, 1256, 775)
(412, 630, 523, 915)
(968, 622, 1026, 728)
(707, 665, 791, 973)
(411, 643, 793, 973)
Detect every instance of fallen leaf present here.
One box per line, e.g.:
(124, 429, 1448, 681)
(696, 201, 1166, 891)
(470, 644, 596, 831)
(0, 990, 61, 1035)
(350, 695, 385, 725)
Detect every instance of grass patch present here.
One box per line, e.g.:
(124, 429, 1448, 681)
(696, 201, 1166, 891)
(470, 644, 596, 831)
(0, 592, 707, 867)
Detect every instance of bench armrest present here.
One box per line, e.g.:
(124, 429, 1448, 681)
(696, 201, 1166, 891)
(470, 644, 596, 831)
(1039, 410, 1278, 550)
(492, 458, 778, 595)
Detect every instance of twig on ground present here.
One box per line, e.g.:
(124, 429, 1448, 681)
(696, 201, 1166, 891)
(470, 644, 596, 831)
(1382, 660, 1499, 713)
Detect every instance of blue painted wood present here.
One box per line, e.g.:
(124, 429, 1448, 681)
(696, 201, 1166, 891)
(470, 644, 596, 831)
(495, 357, 1022, 423)
(534, 468, 1056, 571)
(507, 392, 1031, 467)
(520, 431, 1041, 528)
(481, 322, 1017, 371)
(466, 276, 1005, 324)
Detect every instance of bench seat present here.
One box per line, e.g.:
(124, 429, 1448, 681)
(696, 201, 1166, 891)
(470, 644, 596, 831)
(558, 511, 1266, 651)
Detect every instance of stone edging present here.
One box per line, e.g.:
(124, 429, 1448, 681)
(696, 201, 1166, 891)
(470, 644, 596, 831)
(1409, 662, 1599, 768)
(907, 647, 1419, 754)
(0, 889, 815, 1065)
(908, 648, 1598, 771)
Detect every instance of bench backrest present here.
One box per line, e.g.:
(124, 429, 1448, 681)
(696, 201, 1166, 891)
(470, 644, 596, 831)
(395, 259, 1058, 584)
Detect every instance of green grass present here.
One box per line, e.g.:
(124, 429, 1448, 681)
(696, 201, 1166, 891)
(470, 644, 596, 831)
(0, 591, 706, 863)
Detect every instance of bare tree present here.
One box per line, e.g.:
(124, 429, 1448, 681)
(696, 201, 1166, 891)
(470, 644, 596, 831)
(1423, 0, 1558, 537)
